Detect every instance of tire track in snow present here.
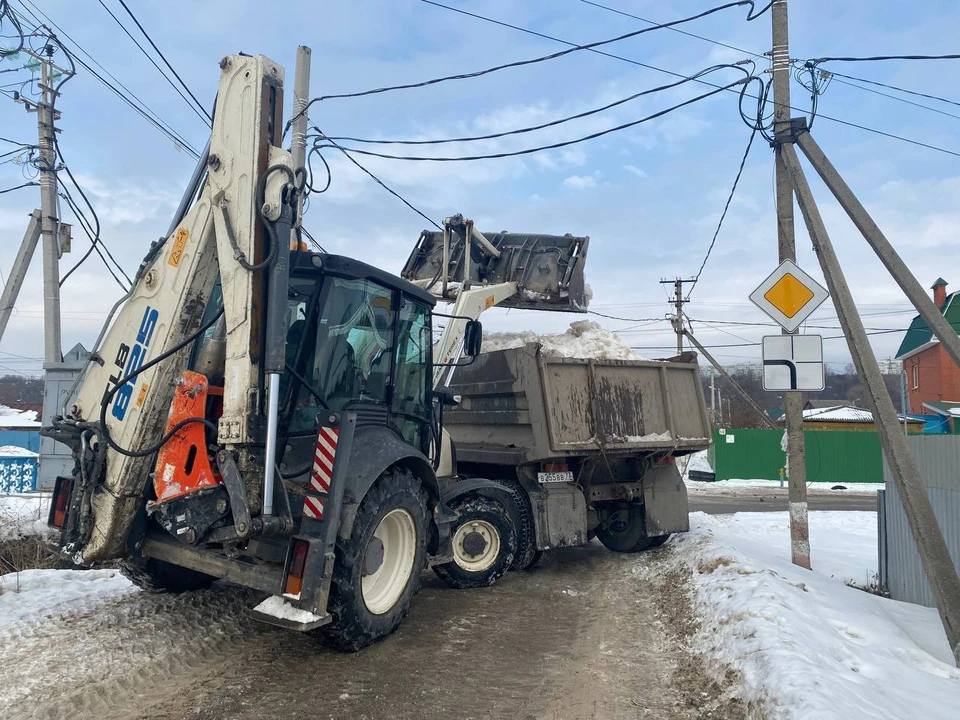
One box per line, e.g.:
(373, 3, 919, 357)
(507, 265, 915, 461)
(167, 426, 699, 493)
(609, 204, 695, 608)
(0, 580, 270, 720)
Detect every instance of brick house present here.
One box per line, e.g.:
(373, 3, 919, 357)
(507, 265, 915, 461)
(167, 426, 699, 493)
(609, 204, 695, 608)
(895, 278, 960, 415)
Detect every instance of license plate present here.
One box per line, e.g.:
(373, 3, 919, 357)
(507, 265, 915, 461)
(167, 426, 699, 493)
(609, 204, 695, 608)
(537, 471, 574, 484)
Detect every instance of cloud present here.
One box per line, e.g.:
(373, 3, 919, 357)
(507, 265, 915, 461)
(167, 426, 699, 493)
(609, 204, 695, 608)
(563, 173, 598, 189)
(623, 164, 647, 179)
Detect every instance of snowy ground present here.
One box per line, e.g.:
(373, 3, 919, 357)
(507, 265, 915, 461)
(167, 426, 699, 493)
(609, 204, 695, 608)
(0, 493, 52, 541)
(672, 511, 960, 719)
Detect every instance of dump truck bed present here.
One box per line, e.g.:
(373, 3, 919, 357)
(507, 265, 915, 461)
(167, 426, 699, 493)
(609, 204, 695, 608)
(444, 343, 711, 465)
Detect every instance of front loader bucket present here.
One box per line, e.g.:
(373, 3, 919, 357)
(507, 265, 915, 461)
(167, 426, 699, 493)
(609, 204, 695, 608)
(401, 214, 590, 312)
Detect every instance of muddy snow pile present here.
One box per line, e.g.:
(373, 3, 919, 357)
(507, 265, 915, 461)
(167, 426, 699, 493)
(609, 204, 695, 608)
(482, 320, 646, 360)
(671, 511, 960, 719)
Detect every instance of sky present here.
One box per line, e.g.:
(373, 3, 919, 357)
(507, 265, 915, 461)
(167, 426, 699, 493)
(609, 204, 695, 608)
(2, 0, 959, 380)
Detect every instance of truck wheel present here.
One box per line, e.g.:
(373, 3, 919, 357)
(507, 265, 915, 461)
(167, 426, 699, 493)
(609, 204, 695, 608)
(433, 496, 517, 589)
(319, 467, 429, 652)
(594, 501, 653, 553)
(648, 534, 671, 548)
(119, 557, 217, 593)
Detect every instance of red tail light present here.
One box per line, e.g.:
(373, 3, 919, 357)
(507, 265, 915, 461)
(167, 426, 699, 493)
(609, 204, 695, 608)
(284, 538, 310, 598)
(48, 476, 73, 529)
(543, 462, 569, 473)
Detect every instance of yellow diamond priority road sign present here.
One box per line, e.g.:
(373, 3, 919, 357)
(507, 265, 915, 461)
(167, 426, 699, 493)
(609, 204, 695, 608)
(749, 259, 828, 332)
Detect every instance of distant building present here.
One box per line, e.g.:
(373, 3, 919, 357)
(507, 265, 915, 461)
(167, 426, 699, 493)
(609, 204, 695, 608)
(895, 278, 960, 418)
(0, 403, 41, 453)
(801, 404, 923, 433)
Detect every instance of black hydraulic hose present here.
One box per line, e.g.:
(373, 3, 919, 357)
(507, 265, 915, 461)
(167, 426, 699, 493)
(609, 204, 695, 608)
(97, 307, 224, 457)
(284, 362, 329, 410)
(220, 197, 277, 271)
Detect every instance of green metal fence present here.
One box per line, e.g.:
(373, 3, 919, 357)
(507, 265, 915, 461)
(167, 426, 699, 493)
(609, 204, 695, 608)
(713, 428, 883, 484)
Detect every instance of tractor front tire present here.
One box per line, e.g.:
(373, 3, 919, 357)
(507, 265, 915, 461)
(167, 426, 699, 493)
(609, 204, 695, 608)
(119, 557, 217, 593)
(319, 467, 429, 652)
(434, 496, 517, 589)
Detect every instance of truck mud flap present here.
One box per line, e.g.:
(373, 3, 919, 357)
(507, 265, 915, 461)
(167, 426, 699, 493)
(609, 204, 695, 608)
(250, 411, 356, 630)
(643, 463, 689, 535)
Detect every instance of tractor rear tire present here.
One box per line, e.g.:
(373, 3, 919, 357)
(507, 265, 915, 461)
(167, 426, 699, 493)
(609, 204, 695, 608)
(594, 500, 654, 553)
(318, 467, 429, 652)
(433, 496, 517, 589)
(119, 557, 217, 593)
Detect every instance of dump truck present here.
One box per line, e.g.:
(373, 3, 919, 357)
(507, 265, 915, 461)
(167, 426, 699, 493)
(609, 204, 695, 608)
(431, 345, 711, 579)
(42, 49, 708, 652)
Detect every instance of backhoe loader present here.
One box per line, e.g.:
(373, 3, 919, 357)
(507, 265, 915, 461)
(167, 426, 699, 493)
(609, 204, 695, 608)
(43, 51, 602, 650)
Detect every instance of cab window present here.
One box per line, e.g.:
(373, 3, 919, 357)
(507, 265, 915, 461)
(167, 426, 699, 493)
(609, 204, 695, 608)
(288, 276, 396, 432)
(392, 297, 431, 453)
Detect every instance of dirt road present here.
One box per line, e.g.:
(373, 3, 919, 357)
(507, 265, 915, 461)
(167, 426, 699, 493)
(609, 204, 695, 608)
(1, 542, 747, 720)
(689, 485, 878, 514)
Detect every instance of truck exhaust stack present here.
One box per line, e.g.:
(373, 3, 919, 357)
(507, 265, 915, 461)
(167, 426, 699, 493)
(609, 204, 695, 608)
(401, 214, 590, 313)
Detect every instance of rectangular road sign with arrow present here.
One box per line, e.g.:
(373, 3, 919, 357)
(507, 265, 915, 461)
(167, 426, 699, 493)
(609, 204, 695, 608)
(750, 259, 829, 332)
(762, 334, 825, 391)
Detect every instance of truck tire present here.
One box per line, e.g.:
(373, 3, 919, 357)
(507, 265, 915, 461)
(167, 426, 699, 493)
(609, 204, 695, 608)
(119, 557, 217, 593)
(433, 496, 517, 589)
(594, 500, 654, 553)
(488, 477, 538, 571)
(318, 467, 429, 652)
(648, 534, 671, 548)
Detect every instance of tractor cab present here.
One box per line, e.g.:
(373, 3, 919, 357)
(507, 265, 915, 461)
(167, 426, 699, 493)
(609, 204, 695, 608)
(277, 253, 450, 481)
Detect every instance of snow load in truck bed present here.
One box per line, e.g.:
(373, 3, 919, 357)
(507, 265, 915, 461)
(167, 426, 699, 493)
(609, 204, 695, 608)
(482, 321, 647, 360)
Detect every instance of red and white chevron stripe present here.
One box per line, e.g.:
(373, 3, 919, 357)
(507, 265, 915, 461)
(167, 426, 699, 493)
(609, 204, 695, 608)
(303, 495, 325, 520)
(310, 426, 339, 494)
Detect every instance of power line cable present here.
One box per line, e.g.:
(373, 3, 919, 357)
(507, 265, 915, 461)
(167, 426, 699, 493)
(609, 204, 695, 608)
(56, 141, 132, 289)
(579, 0, 766, 60)
(0, 181, 38, 193)
(327, 62, 753, 147)
(59, 183, 130, 290)
(428, 2, 960, 158)
(12, 0, 201, 158)
(587, 310, 664, 322)
(810, 53, 960, 64)
(821, 70, 960, 110)
(288, 0, 771, 131)
(826, 74, 960, 122)
(686, 127, 757, 299)
(0, 0, 24, 57)
(115, 0, 212, 123)
(96, 0, 211, 127)
(312, 79, 748, 162)
(312, 130, 442, 230)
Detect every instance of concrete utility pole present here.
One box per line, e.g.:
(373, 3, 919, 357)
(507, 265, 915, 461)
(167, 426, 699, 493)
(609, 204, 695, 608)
(0, 211, 42, 344)
(782, 138, 960, 667)
(661, 277, 692, 355)
(794, 130, 960, 369)
(289, 45, 311, 239)
(710, 371, 716, 425)
(33, 47, 64, 363)
(771, 0, 811, 570)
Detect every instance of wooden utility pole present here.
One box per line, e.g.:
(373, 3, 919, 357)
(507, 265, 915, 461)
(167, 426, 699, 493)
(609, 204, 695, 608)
(771, 0, 810, 569)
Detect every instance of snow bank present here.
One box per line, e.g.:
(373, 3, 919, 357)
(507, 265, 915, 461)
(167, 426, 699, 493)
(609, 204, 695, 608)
(0, 568, 134, 626)
(672, 511, 960, 719)
(482, 320, 646, 360)
(0, 404, 39, 428)
(0, 445, 38, 457)
(0, 494, 52, 541)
